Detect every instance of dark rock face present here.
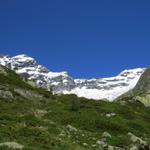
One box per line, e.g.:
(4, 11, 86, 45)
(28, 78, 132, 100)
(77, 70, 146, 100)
(134, 67, 150, 93)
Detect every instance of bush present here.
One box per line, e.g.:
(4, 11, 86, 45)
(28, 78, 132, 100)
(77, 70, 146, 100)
(69, 97, 80, 112)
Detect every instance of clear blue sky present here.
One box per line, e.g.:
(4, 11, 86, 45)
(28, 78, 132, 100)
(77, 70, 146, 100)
(0, 0, 150, 78)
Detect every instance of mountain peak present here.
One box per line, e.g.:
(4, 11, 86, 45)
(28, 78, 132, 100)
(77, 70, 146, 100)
(12, 54, 29, 58)
(12, 54, 36, 63)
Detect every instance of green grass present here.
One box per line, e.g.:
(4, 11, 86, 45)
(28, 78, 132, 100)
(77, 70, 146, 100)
(0, 94, 150, 149)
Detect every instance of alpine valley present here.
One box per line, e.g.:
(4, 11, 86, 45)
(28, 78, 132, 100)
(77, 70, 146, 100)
(0, 54, 150, 150)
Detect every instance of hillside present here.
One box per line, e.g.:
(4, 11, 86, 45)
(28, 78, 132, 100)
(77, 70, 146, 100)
(0, 65, 150, 149)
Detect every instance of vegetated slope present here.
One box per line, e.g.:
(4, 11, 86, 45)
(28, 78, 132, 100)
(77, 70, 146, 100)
(0, 65, 149, 150)
(0, 54, 145, 101)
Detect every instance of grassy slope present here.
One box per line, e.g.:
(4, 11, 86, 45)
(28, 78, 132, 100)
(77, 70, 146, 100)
(0, 66, 150, 149)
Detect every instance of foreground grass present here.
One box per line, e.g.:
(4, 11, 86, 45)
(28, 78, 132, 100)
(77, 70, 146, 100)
(0, 93, 150, 149)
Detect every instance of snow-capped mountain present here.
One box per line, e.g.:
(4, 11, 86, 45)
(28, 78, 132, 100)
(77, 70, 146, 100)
(0, 54, 145, 101)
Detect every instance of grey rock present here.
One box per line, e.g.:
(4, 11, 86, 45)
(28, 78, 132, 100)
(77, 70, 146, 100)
(0, 66, 7, 75)
(66, 125, 77, 132)
(96, 140, 107, 148)
(105, 113, 116, 118)
(14, 88, 43, 99)
(102, 131, 112, 139)
(134, 67, 150, 93)
(129, 145, 138, 150)
(128, 132, 147, 145)
(34, 109, 48, 118)
(0, 142, 24, 149)
(0, 90, 14, 100)
(108, 145, 114, 150)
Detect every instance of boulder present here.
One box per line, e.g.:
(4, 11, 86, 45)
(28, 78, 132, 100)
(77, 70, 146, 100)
(0, 142, 24, 149)
(128, 132, 147, 145)
(102, 131, 112, 138)
(66, 125, 77, 132)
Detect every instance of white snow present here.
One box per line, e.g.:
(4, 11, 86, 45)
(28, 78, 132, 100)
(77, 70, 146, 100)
(0, 56, 10, 66)
(12, 54, 34, 62)
(63, 68, 144, 101)
(47, 71, 68, 78)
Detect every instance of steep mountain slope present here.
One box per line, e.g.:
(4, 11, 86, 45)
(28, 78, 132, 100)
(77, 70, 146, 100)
(0, 65, 53, 101)
(116, 67, 150, 107)
(0, 65, 150, 149)
(134, 67, 150, 93)
(0, 54, 145, 101)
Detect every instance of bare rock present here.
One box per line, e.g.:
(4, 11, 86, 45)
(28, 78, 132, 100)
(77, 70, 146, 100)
(0, 142, 24, 149)
(102, 131, 112, 138)
(66, 125, 77, 132)
(128, 132, 147, 145)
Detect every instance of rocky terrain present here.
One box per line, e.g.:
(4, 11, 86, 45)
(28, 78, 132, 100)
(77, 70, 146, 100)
(0, 54, 145, 101)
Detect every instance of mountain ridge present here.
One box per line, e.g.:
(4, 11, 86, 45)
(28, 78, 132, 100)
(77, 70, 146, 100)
(0, 54, 145, 101)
